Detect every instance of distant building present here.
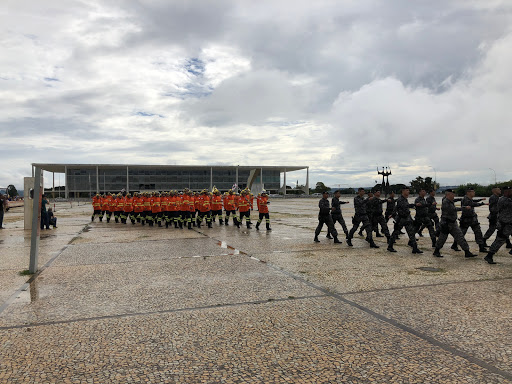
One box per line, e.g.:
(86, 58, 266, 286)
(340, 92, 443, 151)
(31, 164, 309, 197)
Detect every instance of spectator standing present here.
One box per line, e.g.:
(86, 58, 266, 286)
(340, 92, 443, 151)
(41, 194, 50, 230)
(48, 207, 57, 228)
(0, 194, 8, 229)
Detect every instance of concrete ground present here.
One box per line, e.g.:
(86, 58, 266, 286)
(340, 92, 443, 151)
(0, 197, 511, 383)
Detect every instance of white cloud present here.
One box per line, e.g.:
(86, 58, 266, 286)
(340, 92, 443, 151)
(1, 0, 512, 190)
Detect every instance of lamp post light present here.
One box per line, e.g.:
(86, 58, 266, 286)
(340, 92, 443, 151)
(430, 166, 437, 190)
(489, 168, 497, 185)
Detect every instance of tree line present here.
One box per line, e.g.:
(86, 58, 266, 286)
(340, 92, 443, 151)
(312, 176, 512, 196)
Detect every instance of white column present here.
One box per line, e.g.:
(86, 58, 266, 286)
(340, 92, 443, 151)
(64, 165, 68, 198)
(96, 166, 100, 194)
(261, 167, 264, 191)
(305, 167, 310, 195)
(283, 169, 287, 195)
(210, 167, 213, 190)
(126, 166, 129, 193)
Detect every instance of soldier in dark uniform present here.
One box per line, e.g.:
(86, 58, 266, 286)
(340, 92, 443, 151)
(413, 188, 437, 248)
(368, 190, 390, 240)
(359, 191, 374, 237)
(451, 188, 488, 253)
(385, 191, 397, 222)
(433, 189, 477, 258)
(326, 190, 349, 239)
(484, 186, 512, 264)
(347, 188, 378, 248)
(483, 187, 512, 249)
(387, 186, 422, 254)
(418, 189, 440, 236)
(314, 191, 341, 244)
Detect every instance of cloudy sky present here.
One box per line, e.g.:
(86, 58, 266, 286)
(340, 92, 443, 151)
(1, 0, 512, 190)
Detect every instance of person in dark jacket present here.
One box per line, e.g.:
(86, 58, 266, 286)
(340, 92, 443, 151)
(433, 189, 477, 258)
(387, 186, 422, 254)
(484, 186, 512, 264)
(326, 190, 349, 239)
(347, 188, 378, 248)
(314, 192, 341, 244)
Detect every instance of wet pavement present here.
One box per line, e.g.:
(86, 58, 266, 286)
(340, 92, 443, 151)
(1, 198, 511, 383)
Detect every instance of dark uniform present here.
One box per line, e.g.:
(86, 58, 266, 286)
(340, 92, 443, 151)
(328, 196, 349, 237)
(414, 195, 437, 247)
(419, 194, 440, 235)
(368, 197, 390, 238)
(347, 195, 377, 247)
(385, 196, 397, 222)
(314, 197, 340, 243)
(483, 193, 500, 244)
(388, 195, 421, 253)
(452, 196, 486, 252)
(485, 191, 512, 263)
(434, 196, 476, 257)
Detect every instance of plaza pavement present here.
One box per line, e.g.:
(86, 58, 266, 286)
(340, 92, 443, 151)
(0, 198, 511, 383)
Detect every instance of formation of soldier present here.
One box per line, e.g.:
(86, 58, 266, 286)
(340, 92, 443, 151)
(91, 187, 272, 231)
(315, 186, 512, 264)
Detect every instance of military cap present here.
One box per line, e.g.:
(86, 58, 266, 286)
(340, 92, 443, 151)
(401, 186, 410, 190)
(444, 189, 455, 193)
(466, 188, 475, 192)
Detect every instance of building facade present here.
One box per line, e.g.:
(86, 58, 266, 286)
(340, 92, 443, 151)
(32, 164, 309, 197)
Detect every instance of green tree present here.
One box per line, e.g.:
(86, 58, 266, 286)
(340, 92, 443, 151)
(314, 182, 330, 193)
(6, 184, 18, 198)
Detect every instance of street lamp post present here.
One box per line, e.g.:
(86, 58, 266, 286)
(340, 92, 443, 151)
(489, 168, 497, 185)
(430, 166, 437, 190)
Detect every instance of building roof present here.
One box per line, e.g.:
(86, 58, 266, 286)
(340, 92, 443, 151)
(32, 164, 308, 173)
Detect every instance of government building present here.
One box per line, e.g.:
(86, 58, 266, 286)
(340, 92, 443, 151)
(31, 164, 309, 197)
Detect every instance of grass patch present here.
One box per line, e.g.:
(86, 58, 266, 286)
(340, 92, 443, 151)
(19, 270, 33, 276)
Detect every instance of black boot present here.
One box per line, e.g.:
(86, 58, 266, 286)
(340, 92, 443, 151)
(165, 222, 169, 228)
(358, 230, 364, 237)
(484, 252, 496, 264)
(314, 236, 320, 243)
(431, 239, 437, 248)
(412, 244, 423, 254)
(479, 244, 488, 253)
(507, 239, 512, 249)
(219, 218, 223, 225)
(482, 239, 489, 248)
(344, 231, 349, 238)
(334, 236, 342, 244)
(326, 234, 333, 239)
(197, 221, 201, 228)
(266, 223, 272, 231)
(451, 243, 461, 252)
(346, 238, 353, 246)
(99, 217, 102, 222)
(369, 240, 379, 248)
(208, 222, 212, 228)
(433, 248, 443, 257)
(255, 222, 260, 230)
(417, 232, 424, 237)
(387, 244, 397, 252)
(246, 222, 252, 229)
(91, 216, 94, 221)
(464, 249, 477, 258)
(225, 219, 229, 226)
(188, 222, 192, 230)
(375, 233, 384, 238)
